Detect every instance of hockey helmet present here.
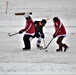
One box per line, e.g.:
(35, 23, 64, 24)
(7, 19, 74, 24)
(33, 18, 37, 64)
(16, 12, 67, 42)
(24, 13, 31, 20)
(24, 13, 29, 18)
(42, 19, 47, 24)
(53, 17, 60, 22)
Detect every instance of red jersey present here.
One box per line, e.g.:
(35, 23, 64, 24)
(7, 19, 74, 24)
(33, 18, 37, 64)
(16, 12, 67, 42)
(22, 19, 35, 35)
(54, 20, 66, 37)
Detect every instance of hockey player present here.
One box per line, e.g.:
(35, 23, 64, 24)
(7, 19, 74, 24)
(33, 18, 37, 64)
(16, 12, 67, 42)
(53, 17, 69, 52)
(33, 19, 47, 48)
(19, 13, 35, 50)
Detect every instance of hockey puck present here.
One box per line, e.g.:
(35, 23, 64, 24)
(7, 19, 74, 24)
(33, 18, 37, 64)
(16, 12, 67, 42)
(45, 50, 48, 52)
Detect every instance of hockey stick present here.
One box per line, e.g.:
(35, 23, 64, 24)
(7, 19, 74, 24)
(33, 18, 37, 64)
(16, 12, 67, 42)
(43, 39, 48, 52)
(46, 17, 50, 21)
(41, 38, 54, 50)
(8, 32, 19, 37)
(43, 39, 46, 47)
(41, 30, 59, 50)
(44, 38, 54, 49)
(43, 30, 59, 50)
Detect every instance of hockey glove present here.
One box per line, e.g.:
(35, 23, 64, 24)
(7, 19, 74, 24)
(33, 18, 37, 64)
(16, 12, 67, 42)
(41, 34, 45, 39)
(53, 33, 57, 38)
(19, 29, 24, 34)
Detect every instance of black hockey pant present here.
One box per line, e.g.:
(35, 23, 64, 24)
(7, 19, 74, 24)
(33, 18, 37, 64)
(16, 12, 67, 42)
(56, 36, 68, 49)
(32, 32, 42, 46)
(23, 34, 32, 49)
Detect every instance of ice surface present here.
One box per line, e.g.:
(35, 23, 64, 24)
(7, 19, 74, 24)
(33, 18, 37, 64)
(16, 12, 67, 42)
(0, 0, 76, 74)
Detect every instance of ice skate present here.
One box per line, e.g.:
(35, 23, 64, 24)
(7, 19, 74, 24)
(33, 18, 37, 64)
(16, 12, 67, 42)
(56, 46, 62, 52)
(23, 47, 30, 51)
(56, 49, 62, 52)
(64, 46, 69, 52)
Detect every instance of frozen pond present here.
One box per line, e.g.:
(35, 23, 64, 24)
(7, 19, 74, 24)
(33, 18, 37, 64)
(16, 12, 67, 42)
(0, 0, 76, 74)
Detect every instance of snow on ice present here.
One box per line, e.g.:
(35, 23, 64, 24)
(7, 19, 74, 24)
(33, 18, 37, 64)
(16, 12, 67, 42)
(0, 0, 76, 74)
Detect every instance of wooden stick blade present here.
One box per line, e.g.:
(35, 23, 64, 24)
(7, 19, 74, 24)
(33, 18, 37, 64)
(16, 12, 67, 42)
(8, 33, 11, 37)
(15, 12, 32, 15)
(46, 18, 50, 21)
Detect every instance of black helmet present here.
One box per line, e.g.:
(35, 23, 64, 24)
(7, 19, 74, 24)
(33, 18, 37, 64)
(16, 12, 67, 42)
(42, 19, 47, 24)
(53, 17, 60, 22)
